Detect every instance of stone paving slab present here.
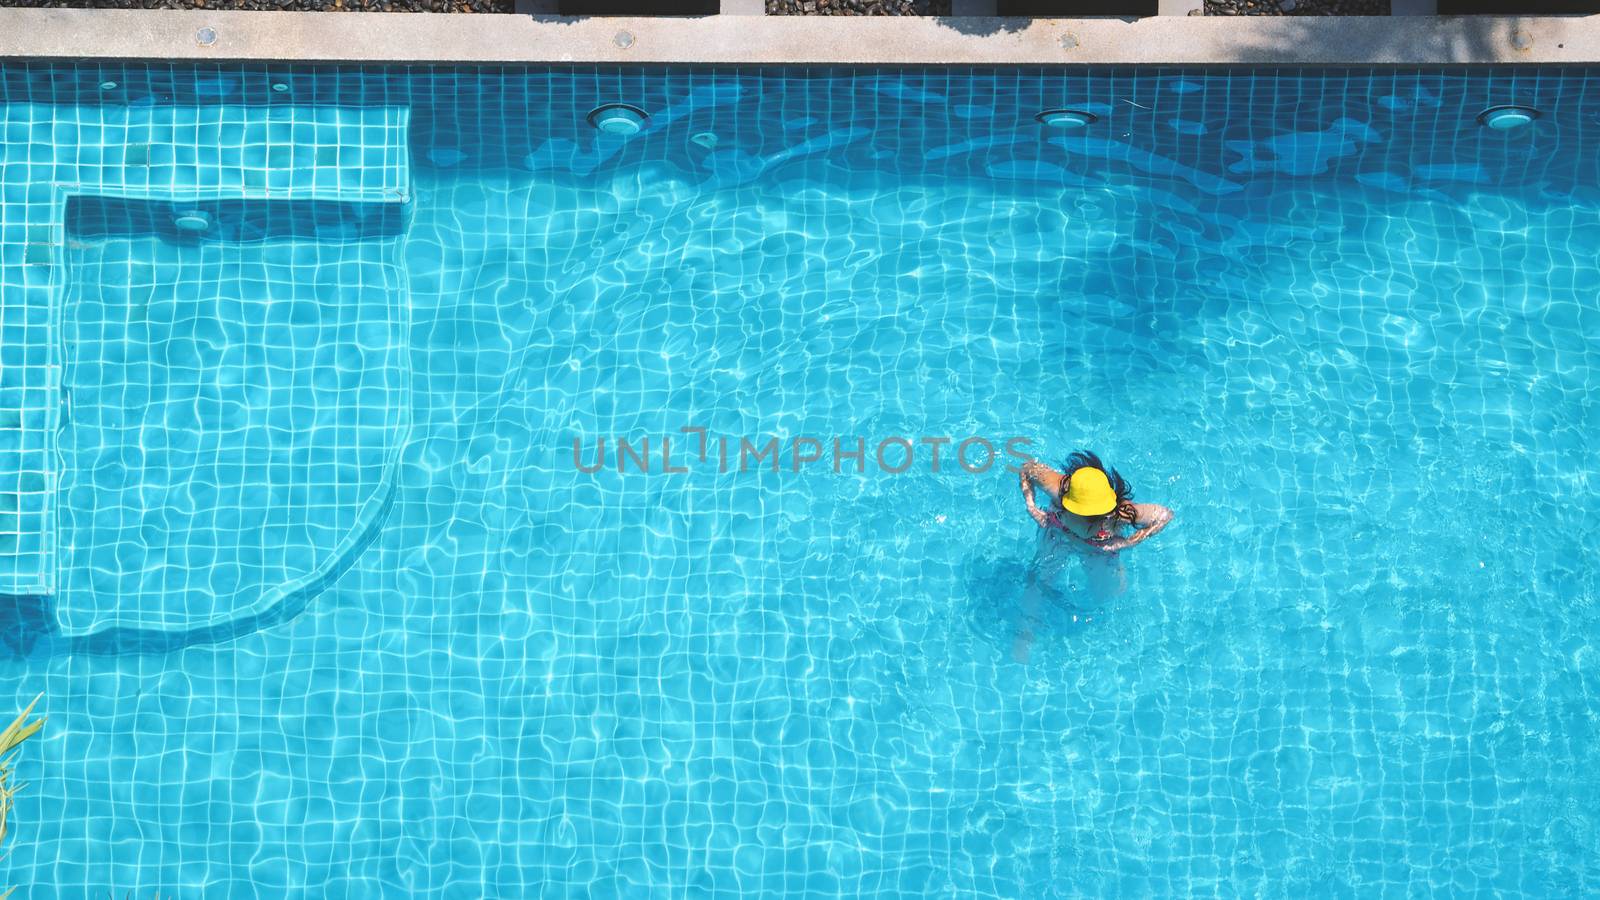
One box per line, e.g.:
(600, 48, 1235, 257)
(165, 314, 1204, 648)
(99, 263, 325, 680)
(0, 8, 1592, 65)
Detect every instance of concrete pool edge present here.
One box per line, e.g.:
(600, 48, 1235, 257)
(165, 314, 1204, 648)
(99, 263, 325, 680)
(0, 10, 1597, 66)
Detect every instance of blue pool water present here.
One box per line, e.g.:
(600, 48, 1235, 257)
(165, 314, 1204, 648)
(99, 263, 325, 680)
(1, 64, 1598, 897)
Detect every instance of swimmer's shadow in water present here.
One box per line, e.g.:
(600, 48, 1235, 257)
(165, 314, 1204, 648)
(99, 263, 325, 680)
(960, 553, 1103, 653)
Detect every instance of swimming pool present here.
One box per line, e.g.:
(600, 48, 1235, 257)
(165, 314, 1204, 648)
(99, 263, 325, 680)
(1, 62, 1597, 896)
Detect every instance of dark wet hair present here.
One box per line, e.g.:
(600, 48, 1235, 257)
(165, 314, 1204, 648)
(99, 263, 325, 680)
(1061, 449, 1135, 518)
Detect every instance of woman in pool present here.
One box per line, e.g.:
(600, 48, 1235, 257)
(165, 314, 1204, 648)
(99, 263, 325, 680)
(1012, 450, 1173, 662)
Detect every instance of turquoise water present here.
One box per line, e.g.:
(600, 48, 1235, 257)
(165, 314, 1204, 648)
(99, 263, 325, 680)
(1, 65, 1598, 896)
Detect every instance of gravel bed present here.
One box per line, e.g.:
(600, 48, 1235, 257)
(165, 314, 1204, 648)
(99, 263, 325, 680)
(767, 0, 953, 13)
(0, 0, 510, 10)
(1204, 0, 1388, 13)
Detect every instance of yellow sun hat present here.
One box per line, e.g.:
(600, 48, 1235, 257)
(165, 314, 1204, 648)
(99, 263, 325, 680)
(1061, 467, 1118, 516)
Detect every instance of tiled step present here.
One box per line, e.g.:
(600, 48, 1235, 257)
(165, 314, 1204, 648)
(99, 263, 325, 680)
(0, 101, 413, 641)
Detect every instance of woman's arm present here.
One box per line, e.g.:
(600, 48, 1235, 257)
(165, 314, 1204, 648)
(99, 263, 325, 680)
(1100, 503, 1173, 552)
(1019, 460, 1061, 529)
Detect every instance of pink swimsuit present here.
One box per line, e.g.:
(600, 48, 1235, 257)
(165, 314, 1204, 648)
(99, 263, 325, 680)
(1045, 511, 1114, 543)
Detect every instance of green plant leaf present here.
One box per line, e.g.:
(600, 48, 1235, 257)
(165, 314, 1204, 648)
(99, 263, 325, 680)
(0, 695, 45, 755)
(0, 692, 45, 890)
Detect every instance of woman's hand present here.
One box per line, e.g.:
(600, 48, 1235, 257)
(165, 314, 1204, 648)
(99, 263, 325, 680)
(1105, 504, 1174, 552)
